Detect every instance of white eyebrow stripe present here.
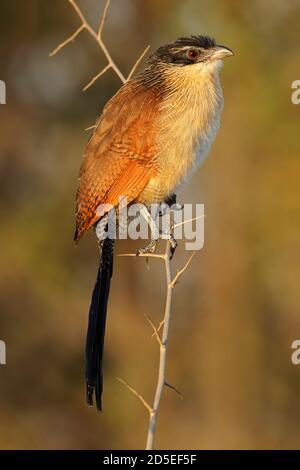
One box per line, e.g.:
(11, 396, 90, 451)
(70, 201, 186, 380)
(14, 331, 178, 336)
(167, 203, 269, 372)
(171, 46, 203, 53)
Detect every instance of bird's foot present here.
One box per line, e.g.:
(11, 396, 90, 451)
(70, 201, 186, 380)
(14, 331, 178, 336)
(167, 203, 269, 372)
(136, 239, 157, 256)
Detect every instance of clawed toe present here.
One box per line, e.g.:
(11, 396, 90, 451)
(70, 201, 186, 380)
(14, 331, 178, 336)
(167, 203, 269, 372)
(136, 240, 157, 256)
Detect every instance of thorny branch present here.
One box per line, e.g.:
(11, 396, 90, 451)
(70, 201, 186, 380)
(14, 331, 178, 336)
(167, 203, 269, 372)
(49, 0, 150, 89)
(120, 239, 196, 450)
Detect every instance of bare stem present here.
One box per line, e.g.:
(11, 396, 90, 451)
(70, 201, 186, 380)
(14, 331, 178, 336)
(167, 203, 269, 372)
(120, 241, 196, 449)
(145, 242, 172, 450)
(50, 0, 150, 89)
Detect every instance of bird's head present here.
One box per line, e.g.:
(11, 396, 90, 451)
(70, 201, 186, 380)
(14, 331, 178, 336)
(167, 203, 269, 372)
(146, 35, 233, 80)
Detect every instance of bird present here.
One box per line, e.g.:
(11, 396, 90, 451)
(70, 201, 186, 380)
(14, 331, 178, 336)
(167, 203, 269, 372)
(74, 35, 233, 411)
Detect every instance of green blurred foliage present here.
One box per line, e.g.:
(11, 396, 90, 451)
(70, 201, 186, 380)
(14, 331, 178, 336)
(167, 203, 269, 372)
(0, 0, 300, 450)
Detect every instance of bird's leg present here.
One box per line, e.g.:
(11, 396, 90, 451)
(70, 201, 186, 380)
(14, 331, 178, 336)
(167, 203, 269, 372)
(164, 193, 177, 208)
(160, 224, 178, 260)
(168, 233, 178, 260)
(137, 201, 178, 259)
(160, 194, 178, 259)
(159, 193, 177, 217)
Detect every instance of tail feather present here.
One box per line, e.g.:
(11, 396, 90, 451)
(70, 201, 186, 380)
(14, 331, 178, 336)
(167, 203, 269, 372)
(85, 237, 114, 411)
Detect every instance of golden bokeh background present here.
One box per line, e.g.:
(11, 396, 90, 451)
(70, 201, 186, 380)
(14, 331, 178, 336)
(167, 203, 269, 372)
(0, 0, 300, 449)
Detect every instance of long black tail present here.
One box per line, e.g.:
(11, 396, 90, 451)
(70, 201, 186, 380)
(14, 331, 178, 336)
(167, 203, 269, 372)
(85, 237, 114, 411)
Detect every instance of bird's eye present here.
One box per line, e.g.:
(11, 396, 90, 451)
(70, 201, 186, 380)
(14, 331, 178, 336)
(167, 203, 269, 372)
(187, 49, 200, 60)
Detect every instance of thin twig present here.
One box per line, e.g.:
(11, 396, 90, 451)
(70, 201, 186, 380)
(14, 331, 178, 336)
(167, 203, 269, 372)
(144, 313, 163, 347)
(85, 125, 97, 131)
(71, 0, 126, 83)
(116, 377, 153, 414)
(118, 253, 165, 260)
(127, 45, 151, 81)
(151, 320, 164, 338)
(68, 0, 87, 27)
(49, 24, 84, 57)
(169, 252, 196, 288)
(97, 0, 111, 39)
(50, 0, 150, 89)
(173, 214, 205, 230)
(83, 64, 111, 91)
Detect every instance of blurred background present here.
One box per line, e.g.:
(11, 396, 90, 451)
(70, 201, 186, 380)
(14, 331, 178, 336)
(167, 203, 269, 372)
(0, 0, 300, 450)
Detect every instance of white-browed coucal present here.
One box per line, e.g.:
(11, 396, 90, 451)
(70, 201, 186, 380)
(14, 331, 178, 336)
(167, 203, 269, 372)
(75, 35, 233, 410)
